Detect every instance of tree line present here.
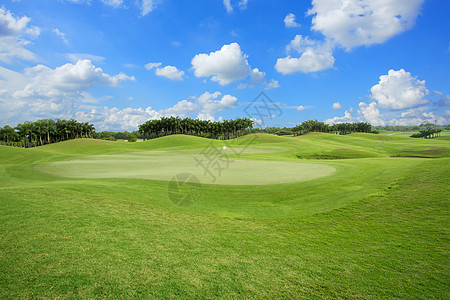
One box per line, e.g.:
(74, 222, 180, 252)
(375, 124, 450, 132)
(0, 119, 95, 148)
(251, 120, 375, 136)
(138, 117, 254, 140)
(3, 116, 444, 148)
(93, 131, 139, 142)
(293, 120, 375, 135)
(410, 122, 443, 139)
(251, 121, 375, 135)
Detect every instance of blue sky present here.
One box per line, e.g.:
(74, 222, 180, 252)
(0, 0, 448, 130)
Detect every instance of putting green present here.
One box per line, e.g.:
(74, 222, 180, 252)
(35, 148, 336, 185)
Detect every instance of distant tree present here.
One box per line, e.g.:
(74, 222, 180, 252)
(127, 133, 137, 142)
(0, 119, 95, 148)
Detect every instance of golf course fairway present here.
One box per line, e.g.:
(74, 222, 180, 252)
(1, 133, 449, 298)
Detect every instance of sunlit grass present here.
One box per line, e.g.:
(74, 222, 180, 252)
(0, 133, 449, 298)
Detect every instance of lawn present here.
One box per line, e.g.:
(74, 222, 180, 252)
(0, 133, 449, 298)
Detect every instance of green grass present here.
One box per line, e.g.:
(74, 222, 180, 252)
(0, 133, 449, 298)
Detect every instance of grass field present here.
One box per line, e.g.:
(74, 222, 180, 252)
(0, 133, 449, 298)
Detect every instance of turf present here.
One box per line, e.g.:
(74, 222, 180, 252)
(35, 149, 336, 185)
(0, 133, 449, 298)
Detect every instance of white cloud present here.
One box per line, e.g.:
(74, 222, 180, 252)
(297, 105, 306, 111)
(285, 35, 316, 54)
(73, 91, 241, 130)
(77, 106, 161, 131)
(53, 28, 69, 45)
(276, 1, 424, 75)
(223, 0, 249, 13)
(101, 0, 123, 8)
(400, 107, 426, 119)
(0, 60, 135, 125)
(389, 111, 447, 126)
(332, 102, 342, 110)
(161, 100, 199, 117)
(145, 62, 185, 80)
(325, 109, 354, 124)
(275, 50, 334, 75)
(371, 69, 429, 110)
(0, 6, 30, 35)
(238, 0, 249, 10)
(197, 91, 237, 120)
(0, 37, 37, 63)
(155, 65, 185, 81)
(357, 102, 384, 125)
(276, 35, 335, 74)
(15, 59, 135, 100)
(284, 13, 300, 28)
(223, 0, 233, 13)
(141, 0, 157, 16)
(325, 100, 448, 126)
(191, 43, 252, 85)
(249, 68, 265, 84)
(144, 62, 162, 70)
(0, 7, 40, 63)
(307, 0, 424, 50)
(265, 79, 280, 90)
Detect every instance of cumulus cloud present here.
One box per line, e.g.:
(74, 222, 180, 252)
(145, 62, 184, 80)
(357, 102, 384, 125)
(76, 106, 161, 131)
(160, 100, 199, 117)
(284, 13, 300, 28)
(276, 1, 424, 74)
(371, 69, 429, 110)
(74, 91, 240, 130)
(297, 105, 306, 111)
(0, 6, 40, 63)
(155, 66, 184, 80)
(324, 69, 447, 126)
(332, 102, 342, 110)
(389, 111, 447, 126)
(0, 60, 135, 125)
(0, 6, 35, 36)
(192, 43, 252, 85)
(14, 59, 135, 100)
(249, 68, 265, 84)
(307, 0, 424, 50)
(326, 100, 448, 126)
(325, 109, 354, 124)
(275, 35, 334, 74)
(265, 79, 280, 90)
(197, 91, 238, 120)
